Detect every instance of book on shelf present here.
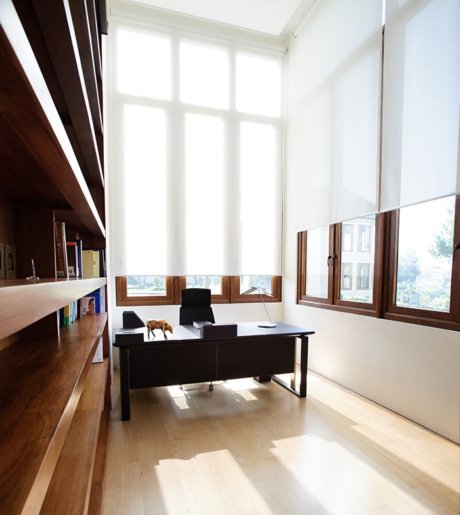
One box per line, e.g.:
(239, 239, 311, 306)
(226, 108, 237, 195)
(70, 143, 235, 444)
(5, 243, 17, 279)
(74, 239, 83, 277)
(98, 248, 106, 276)
(88, 286, 106, 313)
(66, 241, 78, 277)
(58, 300, 79, 327)
(82, 248, 106, 278)
(67, 239, 83, 277)
(54, 222, 68, 278)
(93, 285, 106, 313)
(0, 242, 5, 279)
(82, 249, 99, 278)
(62, 304, 71, 327)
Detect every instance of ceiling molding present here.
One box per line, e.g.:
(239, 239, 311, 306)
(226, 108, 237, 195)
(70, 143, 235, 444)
(109, 0, 318, 38)
(109, 0, 289, 51)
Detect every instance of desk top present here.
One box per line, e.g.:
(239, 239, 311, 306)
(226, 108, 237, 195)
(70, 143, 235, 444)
(113, 321, 314, 348)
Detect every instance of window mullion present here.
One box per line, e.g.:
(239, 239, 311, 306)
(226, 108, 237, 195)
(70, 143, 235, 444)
(329, 224, 337, 304)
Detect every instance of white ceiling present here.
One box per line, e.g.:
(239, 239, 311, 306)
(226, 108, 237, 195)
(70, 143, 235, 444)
(127, 0, 317, 37)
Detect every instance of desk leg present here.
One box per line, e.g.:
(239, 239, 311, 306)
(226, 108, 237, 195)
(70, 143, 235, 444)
(273, 335, 309, 398)
(119, 347, 131, 421)
(298, 335, 309, 398)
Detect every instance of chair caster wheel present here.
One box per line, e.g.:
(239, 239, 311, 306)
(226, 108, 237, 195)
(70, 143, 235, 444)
(209, 384, 213, 391)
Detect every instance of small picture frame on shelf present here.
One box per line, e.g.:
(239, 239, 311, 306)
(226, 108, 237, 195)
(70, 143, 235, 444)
(0, 243, 5, 279)
(5, 244, 17, 279)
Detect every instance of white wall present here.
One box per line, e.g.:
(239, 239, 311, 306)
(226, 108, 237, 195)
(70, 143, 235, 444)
(282, 278, 460, 443)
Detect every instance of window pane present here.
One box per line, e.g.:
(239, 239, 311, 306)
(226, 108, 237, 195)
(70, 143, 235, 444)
(396, 196, 454, 312)
(127, 276, 167, 296)
(357, 264, 370, 290)
(185, 114, 224, 274)
(306, 226, 329, 298)
(342, 224, 353, 251)
(341, 263, 352, 290)
(180, 42, 229, 109)
(236, 54, 281, 117)
(340, 216, 375, 303)
(240, 276, 273, 295)
(240, 122, 278, 274)
(117, 29, 171, 99)
(186, 276, 222, 294)
(124, 105, 167, 273)
(358, 224, 372, 252)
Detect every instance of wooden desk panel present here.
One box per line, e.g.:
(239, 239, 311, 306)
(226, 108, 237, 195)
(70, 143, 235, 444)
(129, 343, 218, 388)
(217, 337, 295, 380)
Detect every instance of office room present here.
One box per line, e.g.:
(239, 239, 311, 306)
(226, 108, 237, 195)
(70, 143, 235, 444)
(0, 0, 458, 514)
(103, 0, 459, 513)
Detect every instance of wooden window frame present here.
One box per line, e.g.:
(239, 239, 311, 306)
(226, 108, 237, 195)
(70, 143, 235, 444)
(116, 275, 282, 306)
(297, 197, 460, 331)
(116, 276, 180, 306)
(297, 215, 384, 317)
(231, 276, 282, 303)
(297, 226, 335, 308)
(383, 198, 460, 331)
(179, 276, 231, 304)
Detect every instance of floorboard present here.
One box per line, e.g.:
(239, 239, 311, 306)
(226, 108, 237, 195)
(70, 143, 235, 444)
(103, 371, 459, 514)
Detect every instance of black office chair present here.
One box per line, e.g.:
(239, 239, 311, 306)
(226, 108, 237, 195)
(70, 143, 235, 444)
(179, 288, 215, 390)
(179, 288, 215, 325)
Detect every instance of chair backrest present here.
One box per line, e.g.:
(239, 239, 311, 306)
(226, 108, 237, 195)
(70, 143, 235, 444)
(179, 288, 215, 325)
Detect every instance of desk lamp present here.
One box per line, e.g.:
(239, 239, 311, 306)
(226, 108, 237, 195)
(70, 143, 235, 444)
(241, 286, 277, 328)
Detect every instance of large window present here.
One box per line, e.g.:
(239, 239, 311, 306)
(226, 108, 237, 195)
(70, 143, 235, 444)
(109, 19, 283, 278)
(298, 196, 460, 330)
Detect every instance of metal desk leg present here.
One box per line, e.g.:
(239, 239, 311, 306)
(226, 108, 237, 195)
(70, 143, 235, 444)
(298, 335, 309, 398)
(273, 335, 309, 398)
(119, 347, 131, 421)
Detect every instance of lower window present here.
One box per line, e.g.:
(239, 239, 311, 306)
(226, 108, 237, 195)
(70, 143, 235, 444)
(297, 195, 460, 330)
(116, 275, 281, 305)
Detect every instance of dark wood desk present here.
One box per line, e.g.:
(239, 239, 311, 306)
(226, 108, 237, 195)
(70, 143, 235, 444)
(113, 322, 314, 421)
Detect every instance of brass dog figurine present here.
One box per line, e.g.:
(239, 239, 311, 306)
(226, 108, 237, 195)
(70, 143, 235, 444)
(146, 319, 174, 338)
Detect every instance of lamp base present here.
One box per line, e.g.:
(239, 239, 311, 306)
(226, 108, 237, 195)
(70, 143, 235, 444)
(258, 322, 277, 328)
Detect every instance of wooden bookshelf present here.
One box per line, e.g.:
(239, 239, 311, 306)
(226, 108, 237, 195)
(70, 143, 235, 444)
(0, 0, 110, 513)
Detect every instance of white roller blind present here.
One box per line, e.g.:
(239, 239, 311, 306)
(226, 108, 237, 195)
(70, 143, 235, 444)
(380, 0, 460, 211)
(107, 18, 283, 276)
(289, 0, 383, 231)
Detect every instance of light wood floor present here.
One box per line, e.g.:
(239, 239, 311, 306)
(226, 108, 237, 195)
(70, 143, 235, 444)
(103, 371, 459, 514)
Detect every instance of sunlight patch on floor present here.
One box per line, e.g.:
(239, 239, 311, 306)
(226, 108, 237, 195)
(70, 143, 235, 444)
(223, 377, 261, 391)
(272, 434, 439, 515)
(166, 379, 260, 409)
(156, 449, 273, 514)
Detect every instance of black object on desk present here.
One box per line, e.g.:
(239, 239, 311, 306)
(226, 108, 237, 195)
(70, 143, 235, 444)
(113, 321, 314, 421)
(122, 310, 145, 329)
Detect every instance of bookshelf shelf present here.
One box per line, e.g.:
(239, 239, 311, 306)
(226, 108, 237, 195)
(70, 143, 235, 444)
(0, 315, 108, 515)
(41, 357, 110, 515)
(0, 0, 110, 513)
(0, 277, 106, 341)
(0, 1, 105, 239)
